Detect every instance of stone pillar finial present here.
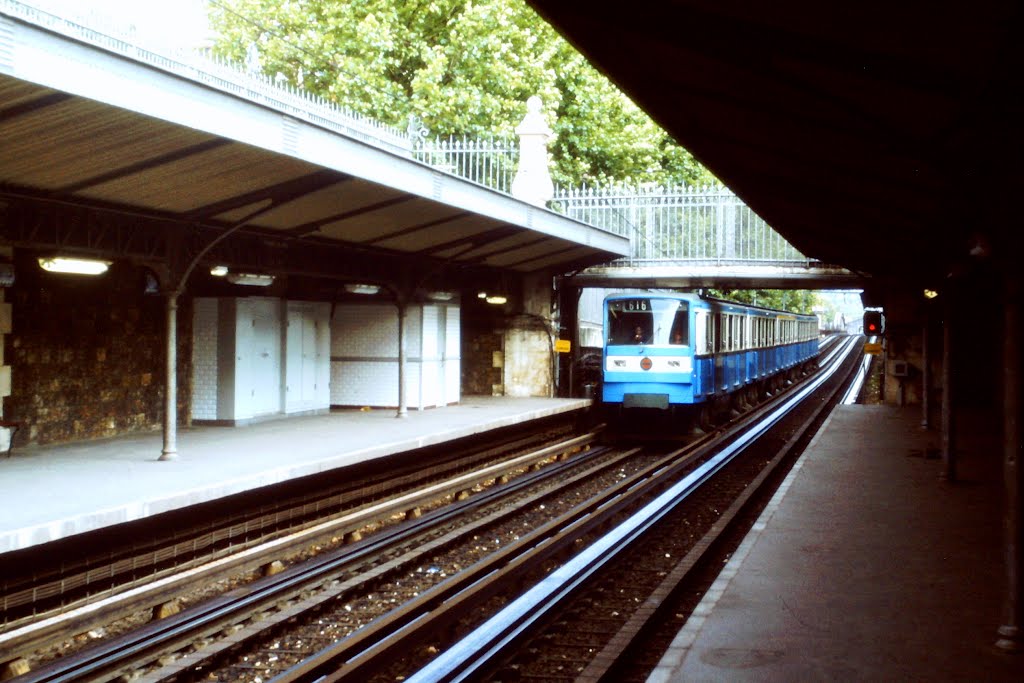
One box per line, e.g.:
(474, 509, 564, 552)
(511, 96, 554, 207)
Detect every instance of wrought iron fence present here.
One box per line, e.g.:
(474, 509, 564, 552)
(412, 136, 517, 193)
(551, 185, 810, 265)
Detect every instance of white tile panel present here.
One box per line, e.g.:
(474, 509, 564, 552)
(191, 298, 219, 421)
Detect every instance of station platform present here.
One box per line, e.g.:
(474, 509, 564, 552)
(0, 397, 589, 554)
(648, 404, 1023, 682)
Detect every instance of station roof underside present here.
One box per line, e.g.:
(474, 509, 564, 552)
(527, 1, 1023, 289)
(0, 14, 627, 282)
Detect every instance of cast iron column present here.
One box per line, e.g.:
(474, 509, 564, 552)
(997, 276, 1022, 650)
(396, 297, 408, 418)
(159, 293, 178, 460)
(941, 293, 956, 481)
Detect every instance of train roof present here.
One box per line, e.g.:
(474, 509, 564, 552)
(603, 291, 816, 320)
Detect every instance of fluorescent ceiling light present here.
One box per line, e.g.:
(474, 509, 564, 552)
(38, 257, 110, 275)
(344, 283, 380, 295)
(226, 272, 275, 287)
(427, 291, 454, 302)
(210, 265, 228, 277)
(485, 295, 507, 305)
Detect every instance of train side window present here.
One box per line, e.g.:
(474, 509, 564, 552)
(696, 309, 704, 352)
(670, 308, 689, 345)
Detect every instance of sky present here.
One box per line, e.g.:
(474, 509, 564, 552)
(40, 0, 210, 50)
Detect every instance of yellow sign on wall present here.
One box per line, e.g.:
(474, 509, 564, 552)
(555, 339, 572, 353)
(864, 342, 882, 355)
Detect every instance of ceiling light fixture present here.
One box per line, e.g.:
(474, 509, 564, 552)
(485, 295, 507, 305)
(38, 257, 110, 275)
(210, 265, 228, 277)
(344, 283, 380, 295)
(427, 291, 454, 302)
(226, 272, 275, 287)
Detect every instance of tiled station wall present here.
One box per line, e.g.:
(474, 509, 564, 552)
(3, 258, 190, 446)
(330, 302, 460, 408)
(191, 297, 331, 423)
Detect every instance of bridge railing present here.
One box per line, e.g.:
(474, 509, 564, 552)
(550, 185, 813, 266)
(411, 135, 518, 194)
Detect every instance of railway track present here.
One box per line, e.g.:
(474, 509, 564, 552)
(10, 429, 654, 682)
(0, 416, 585, 675)
(407, 335, 862, 682)
(6, 337, 863, 682)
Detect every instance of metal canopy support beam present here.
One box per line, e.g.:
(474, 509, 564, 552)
(56, 139, 233, 194)
(287, 194, 418, 237)
(182, 170, 345, 222)
(997, 275, 1022, 651)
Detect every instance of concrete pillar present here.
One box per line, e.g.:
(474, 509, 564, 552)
(997, 276, 1022, 651)
(503, 274, 555, 397)
(940, 293, 956, 481)
(510, 96, 554, 207)
(921, 314, 930, 429)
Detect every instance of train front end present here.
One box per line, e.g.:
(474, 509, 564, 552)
(602, 295, 698, 410)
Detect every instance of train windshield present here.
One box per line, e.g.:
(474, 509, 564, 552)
(607, 298, 689, 346)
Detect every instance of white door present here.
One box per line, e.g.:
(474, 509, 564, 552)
(286, 307, 320, 411)
(251, 303, 281, 416)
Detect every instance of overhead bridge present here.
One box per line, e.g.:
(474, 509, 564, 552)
(567, 261, 865, 290)
(551, 186, 865, 290)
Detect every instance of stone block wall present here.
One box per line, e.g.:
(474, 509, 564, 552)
(462, 329, 503, 396)
(3, 256, 191, 446)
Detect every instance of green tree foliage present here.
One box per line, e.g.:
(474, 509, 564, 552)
(208, 0, 717, 187)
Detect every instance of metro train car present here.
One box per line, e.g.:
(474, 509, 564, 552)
(601, 292, 819, 429)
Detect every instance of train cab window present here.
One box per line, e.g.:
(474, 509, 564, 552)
(607, 297, 688, 346)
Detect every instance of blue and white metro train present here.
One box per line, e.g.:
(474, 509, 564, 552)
(602, 292, 819, 428)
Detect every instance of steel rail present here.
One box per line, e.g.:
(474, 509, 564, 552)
(406, 336, 862, 683)
(577, 335, 864, 681)
(264, 342, 839, 682)
(0, 426, 586, 662)
(13, 434, 609, 683)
